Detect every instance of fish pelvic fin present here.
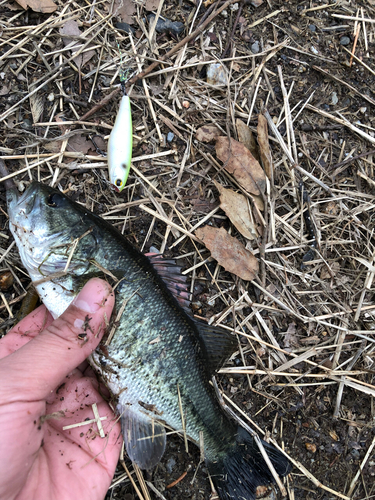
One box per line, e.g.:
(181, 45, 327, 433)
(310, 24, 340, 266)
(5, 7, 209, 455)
(207, 426, 291, 500)
(120, 405, 166, 470)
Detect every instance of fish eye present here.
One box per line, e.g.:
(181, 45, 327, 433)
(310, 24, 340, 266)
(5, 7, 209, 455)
(115, 179, 122, 187)
(47, 193, 65, 207)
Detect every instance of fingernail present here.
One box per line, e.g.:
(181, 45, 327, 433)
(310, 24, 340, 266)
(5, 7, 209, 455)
(73, 278, 110, 313)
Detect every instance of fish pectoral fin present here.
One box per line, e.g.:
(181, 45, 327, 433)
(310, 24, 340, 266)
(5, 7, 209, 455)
(195, 320, 238, 374)
(120, 405, 166, 470)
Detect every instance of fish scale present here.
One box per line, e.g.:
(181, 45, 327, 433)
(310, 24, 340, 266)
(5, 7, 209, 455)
(7, 181, 291, 499)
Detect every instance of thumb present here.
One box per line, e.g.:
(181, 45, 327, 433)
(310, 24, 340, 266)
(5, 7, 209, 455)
(0, 278, 114, 402)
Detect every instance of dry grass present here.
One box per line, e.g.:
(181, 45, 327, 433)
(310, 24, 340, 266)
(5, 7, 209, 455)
(1, 0, 375, 499)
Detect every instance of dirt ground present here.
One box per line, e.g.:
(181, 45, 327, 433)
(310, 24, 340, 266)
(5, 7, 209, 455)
(1, 0, 375, 499)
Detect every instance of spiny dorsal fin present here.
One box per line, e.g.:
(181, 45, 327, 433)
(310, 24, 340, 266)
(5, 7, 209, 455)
(194, 319, 238, 374)
(147, 252, 191, 311)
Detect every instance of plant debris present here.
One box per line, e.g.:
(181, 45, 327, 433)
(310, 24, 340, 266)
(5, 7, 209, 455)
(1, 0, 375, 499)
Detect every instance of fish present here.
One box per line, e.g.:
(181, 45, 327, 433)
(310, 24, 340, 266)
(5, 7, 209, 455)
(107, 95, 133, 192)
(7, 181, 291, 500)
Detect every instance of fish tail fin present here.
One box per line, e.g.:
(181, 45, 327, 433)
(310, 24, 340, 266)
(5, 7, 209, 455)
(207, 426, 291, 500)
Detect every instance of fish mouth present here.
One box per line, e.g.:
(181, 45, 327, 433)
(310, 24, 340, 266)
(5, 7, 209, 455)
(7, 182, 40, 213)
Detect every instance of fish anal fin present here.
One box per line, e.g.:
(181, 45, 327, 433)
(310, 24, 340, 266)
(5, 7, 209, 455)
(195, 320, 238, 374)
(119, 405, 166, 470)
(146, 253, 191, 312)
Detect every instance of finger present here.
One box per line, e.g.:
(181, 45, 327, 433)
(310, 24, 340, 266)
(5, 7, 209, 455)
(0, 278, 114, 402)
(0, 305, 53, 359)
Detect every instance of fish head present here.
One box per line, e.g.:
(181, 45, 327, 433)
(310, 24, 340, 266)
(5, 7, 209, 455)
(7, 182, 97, 284)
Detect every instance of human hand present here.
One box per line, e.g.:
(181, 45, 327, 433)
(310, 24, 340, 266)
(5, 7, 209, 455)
(0, 278, 122, 500)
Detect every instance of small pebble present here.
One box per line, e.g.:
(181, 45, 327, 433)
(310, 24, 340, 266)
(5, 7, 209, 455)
(308, 24, 316, 32)
(182, 100, 190, 108)
(351, 449, 360, 460)
(47, 92, 54, 102)
(331, 92, 338, 105)
(310, 45, 319, 55)
(230, 2, 239, 10)
(251, 41, 260, 54)
(167, 132, 174, 142)
(340, 36, 351, 46)
(360, 106, 367, 114)
(207, 63, 228, 85)
(166, 457, 176, 473)
(322, 104, 330, 111)
(221, 9, 228, 18)
(21, 119, 32, 130)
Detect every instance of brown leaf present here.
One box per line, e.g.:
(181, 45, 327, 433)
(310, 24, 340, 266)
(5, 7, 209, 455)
(195, 226, 258, 281)
(236, 119, 260, 162)
(67, 134, 92, 155)
(215, 136, 266, 196)
(257, 114, 272, 180)
(112, 0, 136, 24)
(55, 114, 69, 133)
(14, 0, 56, 12)
(214, 181, 257, 240)
(195, 125, 220, 143)
(320, 261, 340, 280)
(59, 21, 95, 69)
(145, 0, 160, 10)
(44, 141, 62, 153)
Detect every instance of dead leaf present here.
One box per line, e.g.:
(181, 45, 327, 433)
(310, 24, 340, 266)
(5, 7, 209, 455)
(195, 125, 220, 143)
(257, 114, 272, 180)
(29, 91, 43, 124)
(112, 0, 136, 24)
(195, 226, 259, 281)
(59, 21, 95, 69)
(44, 141, 62, 153)
(88, 135, 106, 154)
(214, 180, 257, 240)
(4, 1, 23, 10)
(191, 197, 218, 214)
(0, 85, 9, 96)
(320, 261, 340, 280)
(236, 119, 260, 162)
(14, 0, 56, 12)
(283, 322, 299, 349)
(67, 134, 92, 155)
(7, 114, 17, 128)
(215, 136, 266, 196)
(55, 114, 69, 134)
(145, 0, 160, 10)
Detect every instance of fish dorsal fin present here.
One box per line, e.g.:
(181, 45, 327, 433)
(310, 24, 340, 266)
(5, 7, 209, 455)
(147, 253, 191, 311)
(194, 320, 238, 374)
(119, 404, 166, 470)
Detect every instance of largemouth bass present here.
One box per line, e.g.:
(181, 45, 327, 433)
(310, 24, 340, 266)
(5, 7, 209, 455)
(7, 181, 291, 499)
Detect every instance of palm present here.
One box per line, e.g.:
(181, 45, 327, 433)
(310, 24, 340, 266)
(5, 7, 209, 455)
(0, 305, 122, 500)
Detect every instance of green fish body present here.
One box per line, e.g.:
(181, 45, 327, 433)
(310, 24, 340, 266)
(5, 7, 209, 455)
(7, 182, 290, 499)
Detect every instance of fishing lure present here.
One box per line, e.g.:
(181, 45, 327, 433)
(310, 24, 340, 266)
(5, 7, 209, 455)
(107, 68, 133, 192)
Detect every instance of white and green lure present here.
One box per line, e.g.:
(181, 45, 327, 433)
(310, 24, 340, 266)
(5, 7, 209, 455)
(108, 68, 133, 192)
